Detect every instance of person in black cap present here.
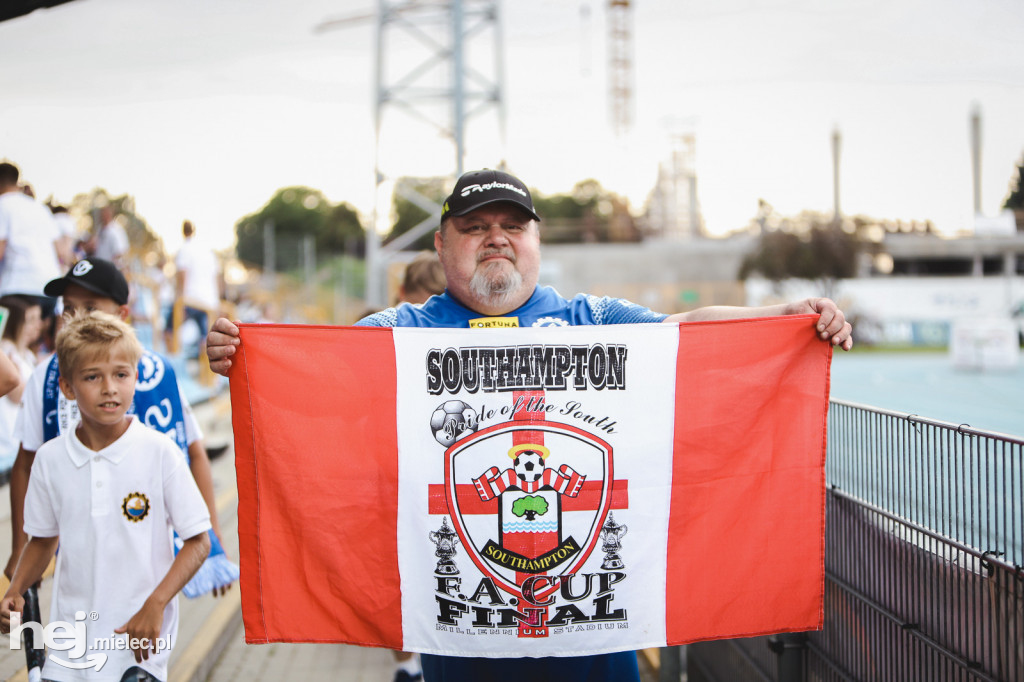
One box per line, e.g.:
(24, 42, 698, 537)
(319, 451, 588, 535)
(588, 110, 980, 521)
(205, 168, 853, 682)
(6, 258, 232, 598)
(43, 256, 131, 307)
(431, 169, 544, 317)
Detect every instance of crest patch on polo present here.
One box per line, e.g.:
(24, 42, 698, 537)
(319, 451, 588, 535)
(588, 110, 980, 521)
(122, 492, 150, 523)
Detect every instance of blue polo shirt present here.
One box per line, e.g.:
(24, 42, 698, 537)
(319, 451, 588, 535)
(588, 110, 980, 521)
(358, 285, 668, 329)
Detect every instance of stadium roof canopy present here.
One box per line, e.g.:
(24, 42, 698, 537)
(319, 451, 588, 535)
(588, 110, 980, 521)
(0, 0, 78, 23)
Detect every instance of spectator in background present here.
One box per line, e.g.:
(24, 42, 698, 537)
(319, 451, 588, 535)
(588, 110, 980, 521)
(0, 162, 63, 320)
(0, 354, 20, 405)
(165, 220, 221, 359)
(128, 254, 171, 351)
(48, 205, 79, 267)
(398, 251, 447, 305)
(0, 295, 42, 471)
(88, 205, 130, 266)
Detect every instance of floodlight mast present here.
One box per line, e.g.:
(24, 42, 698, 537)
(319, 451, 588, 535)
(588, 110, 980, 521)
(320, 0, 506, 308)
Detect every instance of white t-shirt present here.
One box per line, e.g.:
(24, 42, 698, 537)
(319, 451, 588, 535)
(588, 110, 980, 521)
(93, 220, 129, 262)
(175, 238, 220, 312)
(0, 340, 35, 457)
(0, 191, 62, 296)
(14, 354, 204, 454)
(24, 417, 211, 682)
(53, 213, 78, 239)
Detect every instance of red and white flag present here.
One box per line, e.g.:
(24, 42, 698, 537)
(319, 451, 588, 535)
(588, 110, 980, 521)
(229, 315, 831, 657)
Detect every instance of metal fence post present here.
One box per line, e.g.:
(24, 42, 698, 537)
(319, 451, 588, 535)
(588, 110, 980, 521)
(769, 632, 806, 682)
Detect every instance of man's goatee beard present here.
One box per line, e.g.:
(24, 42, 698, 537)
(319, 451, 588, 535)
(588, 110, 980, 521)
(469, 265, 523, 311)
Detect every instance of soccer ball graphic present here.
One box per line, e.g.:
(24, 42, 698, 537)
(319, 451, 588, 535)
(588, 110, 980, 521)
(430, 400, 478, 447)
(513, 451, 545, 483)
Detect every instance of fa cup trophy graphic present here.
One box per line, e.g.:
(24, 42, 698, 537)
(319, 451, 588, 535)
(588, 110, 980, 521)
(429, 516, 461, 575)
(599, 512, 628, 570)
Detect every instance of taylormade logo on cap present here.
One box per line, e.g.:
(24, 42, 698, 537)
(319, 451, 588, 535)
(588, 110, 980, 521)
(459, 182, 529, 199)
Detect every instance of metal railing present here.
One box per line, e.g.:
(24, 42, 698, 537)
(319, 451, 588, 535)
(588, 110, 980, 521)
(686, 399, 1024, 682)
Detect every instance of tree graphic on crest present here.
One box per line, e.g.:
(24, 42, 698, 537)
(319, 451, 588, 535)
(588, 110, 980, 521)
(512, 495, 548, 521)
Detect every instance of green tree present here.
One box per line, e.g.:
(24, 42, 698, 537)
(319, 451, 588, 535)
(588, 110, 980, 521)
(512, 495, 549, 521)
(324, 203, 367, 255)
(235, 187, 365, 271)
(739, 211, 862, 296)
(534, 179, 639, 243)
(738, 229, 806, 281)
(1003, 155, 1024, 211)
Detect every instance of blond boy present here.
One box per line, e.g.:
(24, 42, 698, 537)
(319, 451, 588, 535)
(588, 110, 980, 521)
(0, 312, 210, 682)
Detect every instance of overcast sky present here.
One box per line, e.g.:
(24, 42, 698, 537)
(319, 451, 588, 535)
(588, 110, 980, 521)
(3, 0, 1024, 252)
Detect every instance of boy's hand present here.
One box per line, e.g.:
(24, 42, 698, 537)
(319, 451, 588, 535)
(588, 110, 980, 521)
(115, 598, 164, 663)
(211, 582, 233, 598)
(0, 594, 26, 634)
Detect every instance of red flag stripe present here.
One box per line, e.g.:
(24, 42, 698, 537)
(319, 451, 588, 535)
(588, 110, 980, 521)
(665, 315, 829, 644)
(231, 325, 403, 647)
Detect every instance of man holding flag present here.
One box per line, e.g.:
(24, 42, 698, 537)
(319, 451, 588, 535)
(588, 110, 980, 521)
(207, 168, 853, 682)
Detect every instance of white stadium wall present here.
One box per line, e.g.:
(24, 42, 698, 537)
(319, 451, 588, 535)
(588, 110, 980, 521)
(745, 276, 1024, 346)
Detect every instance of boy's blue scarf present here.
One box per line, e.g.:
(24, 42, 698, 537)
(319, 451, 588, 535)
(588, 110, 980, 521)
(43, 351, 238, 598)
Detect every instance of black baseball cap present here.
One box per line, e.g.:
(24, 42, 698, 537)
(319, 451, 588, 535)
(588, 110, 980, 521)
(441, 169, 541, 222)
(44, 258, 130, 305)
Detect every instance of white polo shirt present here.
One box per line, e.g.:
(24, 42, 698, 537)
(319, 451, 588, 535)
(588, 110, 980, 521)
(14, 354, 203, 454)
(23, 417, 211, 682)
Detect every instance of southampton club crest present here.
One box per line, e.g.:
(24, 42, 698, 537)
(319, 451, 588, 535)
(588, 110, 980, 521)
(432, 397, 615, 606)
